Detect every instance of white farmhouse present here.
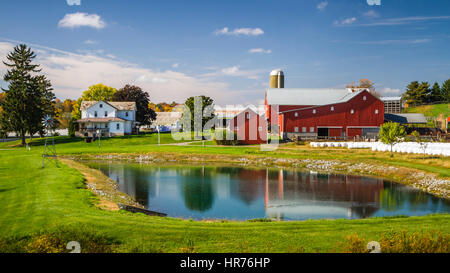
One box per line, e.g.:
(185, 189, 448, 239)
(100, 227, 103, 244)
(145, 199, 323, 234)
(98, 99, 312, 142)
(76, 101, 138, 137)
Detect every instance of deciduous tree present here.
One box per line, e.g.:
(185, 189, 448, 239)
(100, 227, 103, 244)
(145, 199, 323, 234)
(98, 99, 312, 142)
(113, 84, 156, 126)
(379, 122, 406, 158)
(72, 84, 117, 119)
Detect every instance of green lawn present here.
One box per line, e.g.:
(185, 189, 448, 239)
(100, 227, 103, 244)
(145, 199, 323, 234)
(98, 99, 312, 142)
(0, 136, 449, 252)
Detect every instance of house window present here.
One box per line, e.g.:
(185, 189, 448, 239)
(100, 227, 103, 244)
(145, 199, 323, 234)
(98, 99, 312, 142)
(126, 112, 129, 117)
(94, 111, 98, 117)
(331, 106, 334, 111)
(313, 109, 316, 114)
(294, 112, 298, 117)
(310, 127, 315, 133)
(363, 96, 367, 101)
(104, 111, 108, 117)
(294, 127, 299, 133)
(99, 104, 103, 108)
(375, 109, 379, 114)
(116, 123, 120, 130)
(302, 127, 307, 133)
(351, 109, 355, 114)
(246, 113, 250, 119)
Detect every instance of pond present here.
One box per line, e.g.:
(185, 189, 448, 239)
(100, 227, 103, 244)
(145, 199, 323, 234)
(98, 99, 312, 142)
(85, 162, 450, 221)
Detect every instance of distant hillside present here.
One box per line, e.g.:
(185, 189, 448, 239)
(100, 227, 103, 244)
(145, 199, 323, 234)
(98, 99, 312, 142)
(405, 103, 449, 128)
(405, 103, 449, 117)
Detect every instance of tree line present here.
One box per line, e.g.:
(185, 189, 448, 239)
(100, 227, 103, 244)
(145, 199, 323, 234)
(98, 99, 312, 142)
(402, 80, 450, 105)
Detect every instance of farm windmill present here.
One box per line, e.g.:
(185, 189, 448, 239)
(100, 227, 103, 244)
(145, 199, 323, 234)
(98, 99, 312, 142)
(42, 115, 58, 168)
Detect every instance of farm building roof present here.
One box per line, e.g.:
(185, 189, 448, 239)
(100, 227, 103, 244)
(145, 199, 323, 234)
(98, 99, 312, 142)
(80, 101, 136, 111)
(76, 117, 126, 123)
(153, 112, 182, 126)
(384, 113, 427, 124)
(381, 96, 402, 101)
(266, 88, 366, 106)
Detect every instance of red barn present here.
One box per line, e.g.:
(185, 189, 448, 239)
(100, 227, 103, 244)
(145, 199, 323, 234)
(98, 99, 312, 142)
(228, 108, 268, 144)
(265, 87, 384, 140)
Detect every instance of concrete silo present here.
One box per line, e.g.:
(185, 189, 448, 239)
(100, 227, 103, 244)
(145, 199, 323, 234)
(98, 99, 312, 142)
(269, 69, 284, 88)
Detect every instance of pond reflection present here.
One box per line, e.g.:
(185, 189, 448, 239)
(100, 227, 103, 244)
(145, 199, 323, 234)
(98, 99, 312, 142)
(85, 162, 450, 220)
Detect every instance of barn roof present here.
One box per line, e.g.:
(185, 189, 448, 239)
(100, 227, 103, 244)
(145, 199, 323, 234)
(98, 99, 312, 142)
(80, 101, 136, 111)
(266, 88, 366, 106)
(384, 113, 427, 124)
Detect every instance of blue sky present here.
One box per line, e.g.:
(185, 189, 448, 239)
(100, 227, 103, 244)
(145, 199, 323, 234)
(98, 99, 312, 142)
(0, 0, 449, 105)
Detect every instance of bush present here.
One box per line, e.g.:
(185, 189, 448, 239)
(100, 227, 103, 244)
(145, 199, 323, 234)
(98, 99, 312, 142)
(214, 130, 238, 146)
(0, 224, 118, 253)
(68, 117, 77, 138)
(337, 230, 449, 253)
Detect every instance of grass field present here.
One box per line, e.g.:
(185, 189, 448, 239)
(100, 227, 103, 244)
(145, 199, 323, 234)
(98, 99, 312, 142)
(0, 134, 449, 253)
(405, 103, 450, 119)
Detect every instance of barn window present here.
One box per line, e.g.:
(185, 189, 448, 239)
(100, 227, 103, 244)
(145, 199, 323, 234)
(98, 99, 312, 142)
(294, 127, 299, 133)
(331, 106, 334, 111)
(246, 113, 250, 119)
(99, 104, 103, 108)
(294, 112, 298, 117)
(302, 127, 307, 133)
(363, 96, 367, 101)
(235, 126, 238, 131)
(104, 111, 108, 117)
(126, 112, 129, 117)
(313, 109, 316, 114)
(375, 109, 379, 114)
(116, 123, 120, 130)
(94, 111, 98, 117)
(351, 109, 355, 114)
(310, 127, 315, 133)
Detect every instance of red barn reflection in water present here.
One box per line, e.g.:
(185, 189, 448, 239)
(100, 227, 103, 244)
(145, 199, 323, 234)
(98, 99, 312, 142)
(235, 168, 384, 220)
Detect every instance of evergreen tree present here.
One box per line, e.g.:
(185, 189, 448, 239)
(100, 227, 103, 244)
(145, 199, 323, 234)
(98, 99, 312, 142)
(402, 81, 430, 105)
(429, 82, 442, 103)
(1, 44, 55, 145)
(442, 79, 450, 103)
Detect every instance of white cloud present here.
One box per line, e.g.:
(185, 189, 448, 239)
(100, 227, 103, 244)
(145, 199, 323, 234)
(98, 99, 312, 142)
(363, 10, 380, 18)
(84, 40, 98, 45)
(0, 40, 255, 104)
(249, 48, 272, 54)
(358, 39, 431, 45)
(334, 17, 357, 26)
(66, 0, 81, 5)
(202, 66, 264, 80)
(380, 87, 402, 96)
(358, 16, 450, 26)
(214, 27, 264, 36)
(317, 1, 328, 11)
(172, 63, 179, 68)
(58, 12, 106, 29)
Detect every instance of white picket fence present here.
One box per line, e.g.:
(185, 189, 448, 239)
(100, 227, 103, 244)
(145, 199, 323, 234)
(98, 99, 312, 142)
(309, 141, 450, 157)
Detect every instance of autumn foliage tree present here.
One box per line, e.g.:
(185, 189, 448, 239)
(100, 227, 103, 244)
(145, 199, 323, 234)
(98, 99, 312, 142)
(346, 79, 380, 97)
